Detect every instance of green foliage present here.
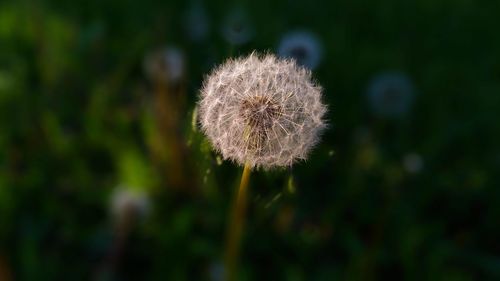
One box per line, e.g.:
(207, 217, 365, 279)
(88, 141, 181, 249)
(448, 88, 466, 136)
(0, 0, 499, 280)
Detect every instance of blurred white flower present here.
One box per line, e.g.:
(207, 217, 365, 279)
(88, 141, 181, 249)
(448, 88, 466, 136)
(277, 30, 323, 70)
(221, 8, 254, 45)
(143, 47, 186, 84)
(110, 186, 150, 223)
(183, 1, 209, 42)
(367, 72, 415, 118)
(403, 153, 423, 174)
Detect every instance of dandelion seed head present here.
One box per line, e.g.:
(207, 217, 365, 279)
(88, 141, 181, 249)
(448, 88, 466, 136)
(198, 53, 327, 169)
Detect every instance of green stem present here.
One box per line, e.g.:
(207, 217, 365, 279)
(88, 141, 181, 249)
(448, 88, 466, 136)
(224, 163, 251, 281)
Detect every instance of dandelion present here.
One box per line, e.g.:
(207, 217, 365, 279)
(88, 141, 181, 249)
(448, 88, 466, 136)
(198, 52, 327, 281)
(366, 71, 415, 118)
(277, 30, 323, 70)
(199, 52, 327, 170)
(221, 8, 254, 45)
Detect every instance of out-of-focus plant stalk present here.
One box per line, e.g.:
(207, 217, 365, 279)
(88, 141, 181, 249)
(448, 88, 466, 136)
(94, 208, 135, 280)
(224, 163, 251, 281)
(154, 80, 185, 188)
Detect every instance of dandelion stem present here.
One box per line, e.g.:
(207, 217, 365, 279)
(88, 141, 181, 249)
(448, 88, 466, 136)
(224, 162, 251, 281)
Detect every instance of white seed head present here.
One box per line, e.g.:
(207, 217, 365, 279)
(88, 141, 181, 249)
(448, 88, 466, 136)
(198, 53, 327, 169)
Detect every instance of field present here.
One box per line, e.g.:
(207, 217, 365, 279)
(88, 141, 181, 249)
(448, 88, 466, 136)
(0, 0, 499, 280)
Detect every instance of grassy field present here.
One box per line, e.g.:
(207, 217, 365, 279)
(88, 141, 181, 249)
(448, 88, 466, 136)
(0, 0, 499, 280)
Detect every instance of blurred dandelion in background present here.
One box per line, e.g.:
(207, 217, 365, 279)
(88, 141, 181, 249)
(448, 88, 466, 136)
(277, 30, 323, 70)
(183, 1, 210, 42)
(143, 46, 186, 85)
(110, 185, 150, 227)
(142, 46, 195, 190)
(221, 8, 254, 45)
(366, 71, 415, 118)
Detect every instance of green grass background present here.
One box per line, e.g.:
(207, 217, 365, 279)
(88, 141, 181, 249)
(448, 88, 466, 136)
(0, 0, 499, 280)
